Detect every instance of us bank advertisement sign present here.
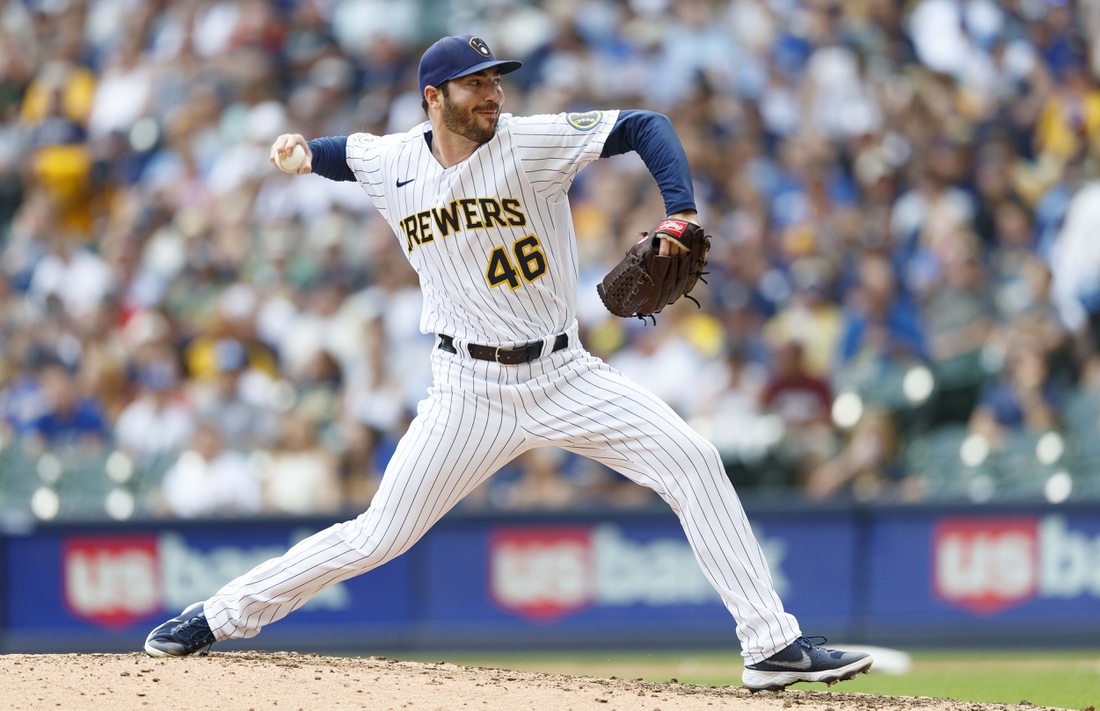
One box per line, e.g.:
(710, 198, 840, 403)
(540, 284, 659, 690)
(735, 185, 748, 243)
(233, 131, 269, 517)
(424, 517, 856, 633)
(4, 525, 411, 641)
(2, 515, 857, 650)
(871, 513, 1100, 626)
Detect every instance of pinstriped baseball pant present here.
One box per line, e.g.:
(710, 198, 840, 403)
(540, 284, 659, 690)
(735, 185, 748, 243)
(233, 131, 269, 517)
(204, 339, 802, 663)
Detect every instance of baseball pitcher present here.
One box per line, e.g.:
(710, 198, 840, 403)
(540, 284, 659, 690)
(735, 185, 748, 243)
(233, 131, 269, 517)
(144, 34, 871, 692)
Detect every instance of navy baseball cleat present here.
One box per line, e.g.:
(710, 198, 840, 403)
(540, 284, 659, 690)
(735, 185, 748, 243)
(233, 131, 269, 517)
(742, 636, 872, 691)
(144, 601, 216, 657)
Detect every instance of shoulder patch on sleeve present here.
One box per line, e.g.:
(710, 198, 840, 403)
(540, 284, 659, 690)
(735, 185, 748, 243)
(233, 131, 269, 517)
(349, 133, 378, 148)
(566, 111, 603, 131)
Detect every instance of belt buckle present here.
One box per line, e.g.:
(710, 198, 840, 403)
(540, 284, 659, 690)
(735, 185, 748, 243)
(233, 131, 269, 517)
(496, 345, 522, 365)
(496, 341, 537, 365)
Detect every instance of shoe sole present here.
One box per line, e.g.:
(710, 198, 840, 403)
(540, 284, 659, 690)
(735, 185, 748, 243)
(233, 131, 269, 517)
(144, 630, 188, 658)
(742, 656, 873, 692)
(143, 638, 211, 658)
(143, 641, 173, 658)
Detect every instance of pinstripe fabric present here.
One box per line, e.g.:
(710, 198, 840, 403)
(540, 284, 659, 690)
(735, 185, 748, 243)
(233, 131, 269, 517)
(202, 109, 803, 665)
(343, 113, 617, 347)
(205, 333, 801, 662)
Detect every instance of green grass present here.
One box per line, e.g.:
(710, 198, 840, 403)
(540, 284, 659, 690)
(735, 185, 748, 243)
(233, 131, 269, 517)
(381, 649, 1100, 709)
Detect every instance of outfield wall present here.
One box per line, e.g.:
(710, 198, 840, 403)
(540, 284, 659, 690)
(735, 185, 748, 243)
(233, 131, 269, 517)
(1, 501, 1098, 653)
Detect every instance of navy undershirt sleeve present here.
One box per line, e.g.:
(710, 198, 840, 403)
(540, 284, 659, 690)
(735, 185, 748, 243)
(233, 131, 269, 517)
(307, 136, 355, 182)
(600, 110, 696, 215)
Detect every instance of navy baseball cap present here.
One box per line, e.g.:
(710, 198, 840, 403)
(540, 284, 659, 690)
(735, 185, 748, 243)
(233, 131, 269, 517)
(417, 34, 522, 95)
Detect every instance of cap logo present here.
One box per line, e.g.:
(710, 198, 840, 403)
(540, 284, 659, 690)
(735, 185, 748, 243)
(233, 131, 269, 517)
(469, 37, 492, 58)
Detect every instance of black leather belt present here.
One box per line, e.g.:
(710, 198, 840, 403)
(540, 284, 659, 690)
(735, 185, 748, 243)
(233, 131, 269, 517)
(438, 333, 569, 365)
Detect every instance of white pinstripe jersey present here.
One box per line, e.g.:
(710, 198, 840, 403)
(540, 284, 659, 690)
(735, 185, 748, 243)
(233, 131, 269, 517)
(346, 110, 619, 347)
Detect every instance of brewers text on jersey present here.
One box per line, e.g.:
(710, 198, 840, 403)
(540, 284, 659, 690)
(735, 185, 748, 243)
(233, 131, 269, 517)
(399, 197, 527, 252)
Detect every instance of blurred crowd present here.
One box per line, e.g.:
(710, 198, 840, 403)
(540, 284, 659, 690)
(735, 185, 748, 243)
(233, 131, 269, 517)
(4, 0, 1100, 521)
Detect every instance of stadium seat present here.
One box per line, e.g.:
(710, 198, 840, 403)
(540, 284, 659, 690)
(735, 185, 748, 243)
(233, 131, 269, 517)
(997, 430, 1064, 502)
(906, 425, 1000, 501)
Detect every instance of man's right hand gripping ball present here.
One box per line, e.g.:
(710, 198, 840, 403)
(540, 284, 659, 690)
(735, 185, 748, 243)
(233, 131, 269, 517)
(597, 218, 711, 320)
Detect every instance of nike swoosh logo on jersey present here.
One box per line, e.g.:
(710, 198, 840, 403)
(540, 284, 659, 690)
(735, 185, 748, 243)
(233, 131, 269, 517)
(396, 178, 415, 188)
(765, 650, 813, 670)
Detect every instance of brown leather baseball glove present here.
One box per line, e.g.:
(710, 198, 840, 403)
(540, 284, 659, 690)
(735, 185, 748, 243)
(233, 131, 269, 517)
(597, 218, 710, 320)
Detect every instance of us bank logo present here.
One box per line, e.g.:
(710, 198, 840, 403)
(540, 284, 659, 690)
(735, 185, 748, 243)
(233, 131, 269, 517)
(932, 515, 1100, 615)
(487, 525, 790, 622)
(62, 533, 350, 628)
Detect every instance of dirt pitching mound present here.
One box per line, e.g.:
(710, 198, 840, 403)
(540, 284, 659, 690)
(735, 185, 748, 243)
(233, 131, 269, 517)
(0, 652, 1067, 711)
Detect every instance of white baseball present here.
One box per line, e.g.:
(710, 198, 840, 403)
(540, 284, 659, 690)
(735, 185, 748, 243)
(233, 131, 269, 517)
(276, 143, 306, 172)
